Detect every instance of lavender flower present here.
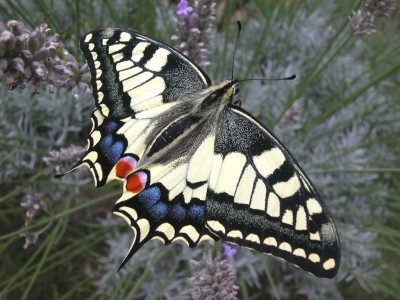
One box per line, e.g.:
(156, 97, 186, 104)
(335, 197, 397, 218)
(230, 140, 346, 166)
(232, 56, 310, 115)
(0, 20, 90, 97)
(283, 102, 301, 124)
(43, 144, 86, 174)
(349, 10, 376, 36)
(19, 192, 54, 249)
(223, 243, 237, 260)
(181, 253, 239, 300)
(177, 0, 194, 16)
(20, 231, 39, 249)
(171, 0, 216, 67)
(20, 193, 47, 219)
(362, 0, 394, 16)
(349, 0, 394, 36)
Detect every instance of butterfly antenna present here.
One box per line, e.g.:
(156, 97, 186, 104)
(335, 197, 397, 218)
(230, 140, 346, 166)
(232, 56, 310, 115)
(231, 21, 242, 80)
(239, 74, 296, 82)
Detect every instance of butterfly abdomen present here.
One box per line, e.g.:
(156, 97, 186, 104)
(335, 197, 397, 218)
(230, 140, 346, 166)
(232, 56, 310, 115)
(147, 114, 202, 157)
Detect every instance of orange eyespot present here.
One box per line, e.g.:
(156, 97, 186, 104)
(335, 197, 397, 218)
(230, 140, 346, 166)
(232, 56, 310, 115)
(116, 156, 137, 178)
(126, 171, 147, 193)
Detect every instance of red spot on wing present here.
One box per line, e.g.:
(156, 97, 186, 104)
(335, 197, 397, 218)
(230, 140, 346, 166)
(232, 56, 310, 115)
(126, 171, 147, 193)
(116, 156, 138, 178)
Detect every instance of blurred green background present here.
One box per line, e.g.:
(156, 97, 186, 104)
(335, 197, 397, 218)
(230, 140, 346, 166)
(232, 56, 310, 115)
(1, 0, 399, 299)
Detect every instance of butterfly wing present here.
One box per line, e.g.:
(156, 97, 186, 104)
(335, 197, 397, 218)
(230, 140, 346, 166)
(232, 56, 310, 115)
(81, 27, 211, 119)
(66, 28, 211, 186)
(205, 106, 340, 278)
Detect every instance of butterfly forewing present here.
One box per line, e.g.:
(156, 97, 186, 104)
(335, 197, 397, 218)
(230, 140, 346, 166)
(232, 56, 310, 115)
(68, 28, 212, 186)
(205, 107, 340, 278)
(80, 28, 211, 119)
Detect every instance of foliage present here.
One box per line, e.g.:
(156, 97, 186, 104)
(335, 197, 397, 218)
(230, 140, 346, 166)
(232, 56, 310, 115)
(1, 0, 399, 299)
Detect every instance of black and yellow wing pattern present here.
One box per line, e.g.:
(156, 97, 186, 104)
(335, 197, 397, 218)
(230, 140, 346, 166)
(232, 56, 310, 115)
(69, 27, 340, 278)
(67, 28, 210, 186)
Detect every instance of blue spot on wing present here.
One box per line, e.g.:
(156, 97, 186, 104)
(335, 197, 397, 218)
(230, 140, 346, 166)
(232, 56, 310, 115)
(99, 135, 113, 148)
(149, 203, 168, 221)
(100, 137, 124, 164)
(108, 141, 124, 162)
(104, 121, 118, 133)
(139, 186, 162, 209)
(188, 204, 205, 224)
(169, 203, 186, 221)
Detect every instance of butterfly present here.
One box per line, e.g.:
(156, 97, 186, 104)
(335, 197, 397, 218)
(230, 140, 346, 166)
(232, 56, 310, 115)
(64, 27, 340, 278)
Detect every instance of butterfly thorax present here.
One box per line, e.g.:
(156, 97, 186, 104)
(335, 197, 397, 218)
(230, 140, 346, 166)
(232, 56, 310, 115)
(199, 80, 239, 109)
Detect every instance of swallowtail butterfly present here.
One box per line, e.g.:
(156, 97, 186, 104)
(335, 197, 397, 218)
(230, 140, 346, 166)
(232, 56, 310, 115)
(66, 27, 340, 278)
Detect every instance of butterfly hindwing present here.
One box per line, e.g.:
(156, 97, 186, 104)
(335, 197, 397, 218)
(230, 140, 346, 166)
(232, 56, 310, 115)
(113, 132, 219, 267)
(73, 109, 148, 186)
(205, 106, 340, 278)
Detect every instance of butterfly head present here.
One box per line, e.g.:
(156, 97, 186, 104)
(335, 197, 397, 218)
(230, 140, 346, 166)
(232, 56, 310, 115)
(200, 80, 239, 109)
(216, 79, 240, 102)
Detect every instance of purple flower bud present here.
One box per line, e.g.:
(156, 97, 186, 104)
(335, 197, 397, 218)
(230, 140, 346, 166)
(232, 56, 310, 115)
(52, 64, 68, 75)
(20, 231, 39, 249)
(190, 12, 199, 27)
(223, 243, 237, 259)
(14, 34, 29, 52)
(172, 0, 216, 68)
(7, 20, 27, 36)
(79, 63, 89, 73)
(12, 57, 25, 75)
(177, 0, 193, 16)
(181, 253, 239, 299)
(20, 193, 46, 219)
(43, 145, 86, 173)
(31, 60, 46, 78)
(28, 34, 40, 52)
(33, 47, 50, 60)
(66, 61, 79, 75)
(0, 30, 15, 52)
(78, 82, 90, 93)
(21, 49, 33, 61)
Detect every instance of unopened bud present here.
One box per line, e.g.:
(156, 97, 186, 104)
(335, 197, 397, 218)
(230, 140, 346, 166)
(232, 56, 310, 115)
(33, 47, 50, 60)
(35, 24, 49, 45)
(66, 61, 79, 74)
(52, 64, 68, 75)
(12, 57, 25, 74)
(0, 30, 16, 53)
(7, 20, 27, 36)
(190, 13, 199, 26)
(27, 34, 40, 53)
(32, 61, 46, 78)
(79, 63, 88, 73)
(14, 34, 29, 52)
(21, 50, 33, 61)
